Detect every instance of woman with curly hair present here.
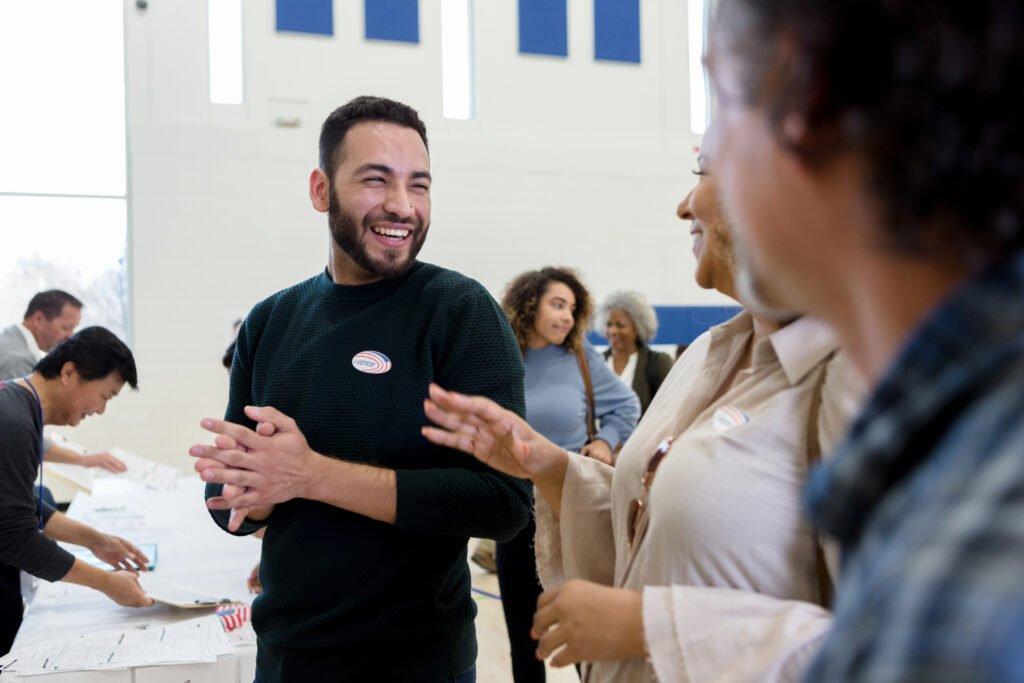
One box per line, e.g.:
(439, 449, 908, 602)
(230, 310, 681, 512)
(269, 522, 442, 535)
(597, 291, 674, 415)
(496, 266, 640, 683)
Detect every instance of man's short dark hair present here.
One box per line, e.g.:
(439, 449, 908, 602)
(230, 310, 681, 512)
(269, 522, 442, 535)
(318, 96, 429, 181)
(713, 0, 1024, 266)
(34, 326, 138, 389)
(24, 290, 84, 320)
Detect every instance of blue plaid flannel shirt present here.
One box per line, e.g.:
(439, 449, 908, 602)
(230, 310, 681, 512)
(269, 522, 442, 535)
(804, 250, 1024, 681)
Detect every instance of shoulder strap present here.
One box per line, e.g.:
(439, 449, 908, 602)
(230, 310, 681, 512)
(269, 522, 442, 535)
(806, 355, 835, 607)
(645, 347, 662, 397)
(575, 349, 598, 443)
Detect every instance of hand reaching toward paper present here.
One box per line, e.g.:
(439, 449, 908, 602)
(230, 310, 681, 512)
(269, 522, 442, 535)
(46, 443, 126, 472)
(64, 559, 154, 608)
(89, 533, 150, 572)
(79, 451, 128, 473)
(103, 570, 154, 608)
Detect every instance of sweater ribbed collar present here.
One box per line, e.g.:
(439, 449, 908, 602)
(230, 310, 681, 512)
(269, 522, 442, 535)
(316, 261, 422, 303)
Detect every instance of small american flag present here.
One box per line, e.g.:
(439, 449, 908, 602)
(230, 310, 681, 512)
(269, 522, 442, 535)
(216, 603, 251, 632)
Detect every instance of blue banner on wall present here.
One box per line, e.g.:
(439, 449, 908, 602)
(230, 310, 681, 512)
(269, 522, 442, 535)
(275, 0, 333, 36)
(594, 0, 640, 63)
(589, 305, 741, 346)
(365, 0, 420, 43)
(518, 0, 568, 57)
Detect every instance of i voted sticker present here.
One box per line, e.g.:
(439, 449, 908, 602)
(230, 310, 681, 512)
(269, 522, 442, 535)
(352, 351, 392, 375)
(712, 406, 750, 431)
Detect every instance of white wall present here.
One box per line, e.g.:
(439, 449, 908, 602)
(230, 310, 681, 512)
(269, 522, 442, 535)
(66, 0, 730, 467)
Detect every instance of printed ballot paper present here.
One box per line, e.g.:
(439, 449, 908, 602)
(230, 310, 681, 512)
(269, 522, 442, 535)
(43, 444, 180, 494)
(106, 447, 180, 490)
(0, 615, 233, 676)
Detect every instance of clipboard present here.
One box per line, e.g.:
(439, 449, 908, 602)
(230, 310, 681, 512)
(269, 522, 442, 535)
(142, 580, 233, 609)
(44, 462, 95, 494)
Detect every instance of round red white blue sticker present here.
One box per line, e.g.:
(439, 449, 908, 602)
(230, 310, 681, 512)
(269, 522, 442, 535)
(351, 351, 392, 375)
(712, 405, 750, 431)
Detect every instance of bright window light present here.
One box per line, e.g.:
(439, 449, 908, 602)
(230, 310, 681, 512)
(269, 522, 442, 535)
(0, 0, 128, 338)
(688, 0, 709, 135)
(0, 0, 125, 196)
(0, 196, 128, 340)
(442, 0, 475, 120)
(209, 0, 244, 104)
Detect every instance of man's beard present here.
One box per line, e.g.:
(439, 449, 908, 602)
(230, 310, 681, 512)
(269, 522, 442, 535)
(328, 191, 428, 279)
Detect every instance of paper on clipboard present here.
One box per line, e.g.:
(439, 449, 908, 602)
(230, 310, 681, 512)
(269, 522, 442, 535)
(140, 578, 231, 609)
(43, 461, 95, 494)
(107, 447, 180, 490)
(42, 445, 179, 493)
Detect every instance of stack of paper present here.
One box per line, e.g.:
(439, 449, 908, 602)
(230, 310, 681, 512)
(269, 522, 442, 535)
(0, 615, 233, 677)
(43, 445, 180, 494)
(106, 447, 180, 491)
(72, 502, 147, 530)
(43, 461, 96, 493)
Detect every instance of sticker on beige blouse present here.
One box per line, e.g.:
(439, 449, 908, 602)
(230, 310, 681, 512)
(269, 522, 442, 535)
(712, 406, 750, 431)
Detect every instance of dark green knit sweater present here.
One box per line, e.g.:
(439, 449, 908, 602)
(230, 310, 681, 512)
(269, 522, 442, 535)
(205, 262, 531, 681)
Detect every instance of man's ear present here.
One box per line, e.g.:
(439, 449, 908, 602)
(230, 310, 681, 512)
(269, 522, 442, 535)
(60, 361, 78, 386)
(310, 168, 330, 214)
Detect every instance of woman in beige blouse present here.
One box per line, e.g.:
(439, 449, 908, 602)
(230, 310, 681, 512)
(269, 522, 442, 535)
(423, 156, 865, 682)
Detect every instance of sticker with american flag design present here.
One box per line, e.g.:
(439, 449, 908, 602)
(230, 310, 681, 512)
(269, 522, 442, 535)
(216, 603, 251, 632)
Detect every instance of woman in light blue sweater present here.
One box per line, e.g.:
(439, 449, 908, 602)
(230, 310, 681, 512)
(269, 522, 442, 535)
(496, 266, 640, 682)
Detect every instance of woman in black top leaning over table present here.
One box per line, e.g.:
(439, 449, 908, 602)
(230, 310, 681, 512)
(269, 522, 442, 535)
(0, 327, 152, 655)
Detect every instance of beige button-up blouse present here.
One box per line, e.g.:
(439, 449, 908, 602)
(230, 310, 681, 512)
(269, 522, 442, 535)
(535, 312, 866, 682)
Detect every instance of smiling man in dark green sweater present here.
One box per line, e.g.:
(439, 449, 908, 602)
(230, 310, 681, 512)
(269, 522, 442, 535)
(191, 97, 530, 682)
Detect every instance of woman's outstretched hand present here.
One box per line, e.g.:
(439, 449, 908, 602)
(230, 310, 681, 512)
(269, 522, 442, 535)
(422, 384, 569, 512)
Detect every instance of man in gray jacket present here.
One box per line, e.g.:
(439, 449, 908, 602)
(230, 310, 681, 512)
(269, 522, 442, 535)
(0, 291, 126, 473)
(0, 290, 82, 380)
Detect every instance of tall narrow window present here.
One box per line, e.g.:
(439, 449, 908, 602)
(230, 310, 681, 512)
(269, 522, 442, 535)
(209, 0, 244, 104)
(0, 0, 129, 338)
(687, 0, 710, 134)
(442, 0, 474, 120)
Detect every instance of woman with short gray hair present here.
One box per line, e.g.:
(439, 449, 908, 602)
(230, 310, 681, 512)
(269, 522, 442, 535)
(597, 291, 674, 415)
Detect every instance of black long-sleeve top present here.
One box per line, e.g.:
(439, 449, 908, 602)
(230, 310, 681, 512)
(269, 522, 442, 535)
(0, 382, 73, 583)
(205, 262, 531, 680)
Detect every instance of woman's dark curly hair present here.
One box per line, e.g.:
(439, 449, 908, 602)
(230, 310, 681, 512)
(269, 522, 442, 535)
(711, 0, 1024, 266)
(501, 267, 593, 354)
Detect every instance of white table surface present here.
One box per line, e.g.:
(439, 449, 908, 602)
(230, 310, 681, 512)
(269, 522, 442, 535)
(11, 477, 261, 682)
